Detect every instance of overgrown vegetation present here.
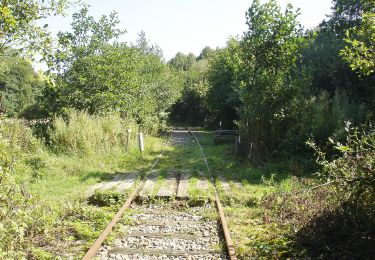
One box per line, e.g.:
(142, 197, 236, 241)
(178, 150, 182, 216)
(0, 114, 167, 258)
(199, 131, 375, 258)
(49, 111, 137, 154)
(0, 0, 374, 258)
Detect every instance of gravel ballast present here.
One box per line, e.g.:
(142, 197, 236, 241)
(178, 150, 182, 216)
(96, 203, 228, 260)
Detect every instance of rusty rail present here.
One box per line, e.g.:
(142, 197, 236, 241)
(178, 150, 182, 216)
(82, 130, 237, 259)
(82, 133, 172, 260)
(188, 130, 237, 260)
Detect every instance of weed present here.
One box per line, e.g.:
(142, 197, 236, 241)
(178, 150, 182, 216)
(88, 190, 129, 207)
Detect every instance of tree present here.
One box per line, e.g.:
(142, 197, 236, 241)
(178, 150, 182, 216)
(329, 0, 374, 34)
(0, 0, 72, 57)
(301, 0, 375, 110)
(0, 49, 45, 116)
(168, 52, 196, 71)
(169, 49, 214, 126)
(135, 30, 163, 58)
(45, 44, 181, 129)
(48, 6, 125, 73)
(43, 8, 181, 131)
(206, 38, 241, 128)
(197, 46, 214, 60)
(239, 0, 303, 160)
(340, 10, 375, 75)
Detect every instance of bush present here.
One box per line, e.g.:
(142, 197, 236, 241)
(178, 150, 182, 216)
(88, 190, 128, 207)
(49, 111, 137, 155)
(0, 118, 42, 258)
(281, 91, 368, 158)
(0, 114, 141, 257)
(262, 124, 375, 258)
(307, 122, 375, 203)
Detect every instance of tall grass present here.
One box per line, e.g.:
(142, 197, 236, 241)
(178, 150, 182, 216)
(0, 118, 41, 153)
(49, 111, 138, 155)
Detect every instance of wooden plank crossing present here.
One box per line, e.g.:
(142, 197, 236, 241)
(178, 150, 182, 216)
(87, 173, 138, 195)
(156, 171, 178, 197)
(115, 172, 139, 192)
(176, 171, 190, 198)
(139, 170, 159, 197)
(197, 171, 209, 191)
(88, 170, 243, 199)
(218, 176, 231, 194)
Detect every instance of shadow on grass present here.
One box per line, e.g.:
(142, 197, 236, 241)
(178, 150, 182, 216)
(79, 171, 114, 182)
(78, 153, 159, 184)
(292, 203, 375, 258)
(196, 132, 295, 185)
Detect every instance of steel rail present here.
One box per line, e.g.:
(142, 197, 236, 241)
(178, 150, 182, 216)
(82, 133, 173, 260)
(188, 130, 237, 260)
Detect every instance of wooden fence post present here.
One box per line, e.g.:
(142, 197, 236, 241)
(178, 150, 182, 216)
(126, 129, 132, 152)
(137, 133, 144, 153)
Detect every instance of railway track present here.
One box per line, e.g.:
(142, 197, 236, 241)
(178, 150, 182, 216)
(83, 130, 237, 260)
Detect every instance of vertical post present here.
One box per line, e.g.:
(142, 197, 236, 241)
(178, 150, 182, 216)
(219, 121, 222, 130)
(126, 129, 132, 152)
(137, 132, 144, 153)
(234, 134, 240, 156)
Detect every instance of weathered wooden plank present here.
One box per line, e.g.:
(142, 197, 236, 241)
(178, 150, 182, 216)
(218, 176, 230, 194)
(88, 174, 130, 195)
(87, 183, 106, 196)
(197, 171, 209, 191)
(156, 171, 177, 197)
(176, 171, 190, 198)
(99, 174, 126, 190)
(139, 170, 159, 197)
(232, 181, 244, 189)
(115, 172, 139, 192)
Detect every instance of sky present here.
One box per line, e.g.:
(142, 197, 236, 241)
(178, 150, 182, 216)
(41, 0, 333, 61)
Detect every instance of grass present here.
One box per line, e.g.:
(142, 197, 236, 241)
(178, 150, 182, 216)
(30, 135, 167, 201)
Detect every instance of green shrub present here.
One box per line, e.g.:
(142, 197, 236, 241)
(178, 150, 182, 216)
(307, 122, 375, 204)
(262, 124, 375, 258)
(0, 165, 31, 258)
(281, 91, 369, 158)
(88, 190, 128, 207)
